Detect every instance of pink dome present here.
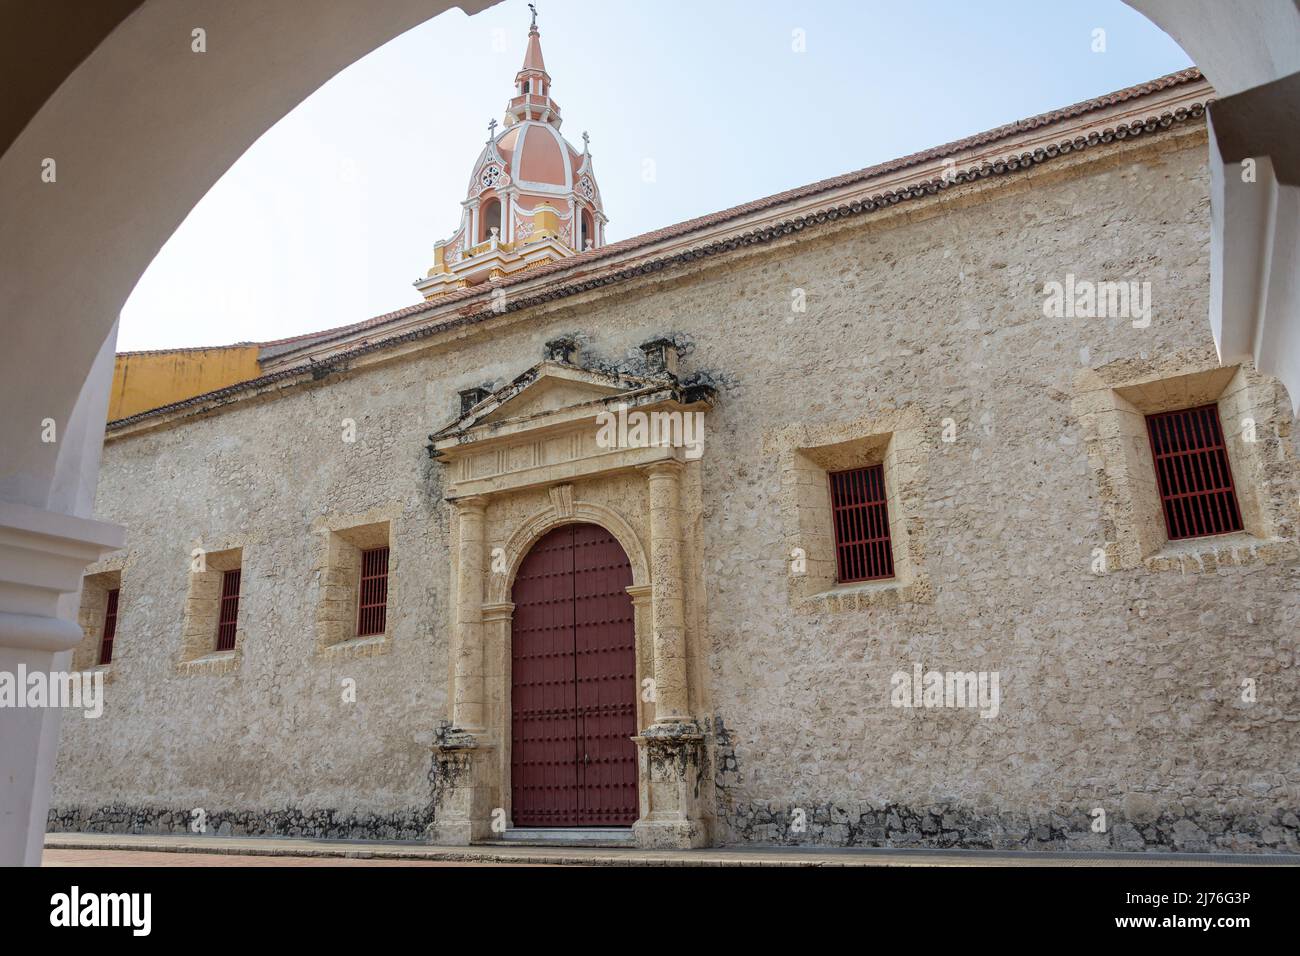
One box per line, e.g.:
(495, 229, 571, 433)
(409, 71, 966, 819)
(515, 123, 569, 186)
(465, 120, 593, 198)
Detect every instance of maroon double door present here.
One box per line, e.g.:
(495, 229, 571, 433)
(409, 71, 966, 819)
(510, 523, 639, 827)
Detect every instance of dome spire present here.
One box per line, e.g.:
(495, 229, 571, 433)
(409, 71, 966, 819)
(523, 4, 545, 72)
(510, 5, 558, 127)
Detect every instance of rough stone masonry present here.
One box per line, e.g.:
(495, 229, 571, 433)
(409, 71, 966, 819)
(50, 96, 1300, 852)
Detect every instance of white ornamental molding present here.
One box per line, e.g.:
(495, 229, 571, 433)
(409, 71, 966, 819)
(0, 501, 124, 653)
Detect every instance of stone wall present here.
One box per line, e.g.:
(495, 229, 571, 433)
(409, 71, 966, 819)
(52, 125, 1300, 851)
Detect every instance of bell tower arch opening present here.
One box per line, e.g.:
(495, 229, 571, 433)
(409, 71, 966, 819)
(481, 197, 501, 241)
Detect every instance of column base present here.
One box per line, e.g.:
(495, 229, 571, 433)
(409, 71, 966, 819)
(632, 722, 712, 849)
(632, 815, 710, 850)
(426, 725, 497, 846)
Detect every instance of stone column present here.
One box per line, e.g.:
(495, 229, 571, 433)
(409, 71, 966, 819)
(431, 497, 497, 846)
(481, 600, 515, 810)
(641, 459, 689, 724)
(625, 584, 654, 728)
(480, 602, 515, 715)
(632, 458, 710, 849)
(452, 495, 488, 733)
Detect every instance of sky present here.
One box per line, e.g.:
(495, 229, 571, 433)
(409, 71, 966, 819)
(117, 0, 1193, 351)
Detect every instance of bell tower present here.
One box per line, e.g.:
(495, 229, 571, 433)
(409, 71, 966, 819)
(415, 7, 608, 301)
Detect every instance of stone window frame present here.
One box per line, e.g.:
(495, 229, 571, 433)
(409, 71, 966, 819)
(73, 554, 128, 678)
(1074, 349, 1299, 574)
(311, 511, 395, 661)
(769, 407, 933, 613)
(176, 545, 245, 676)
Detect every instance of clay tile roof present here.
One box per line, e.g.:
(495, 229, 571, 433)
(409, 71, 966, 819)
(258, 68, 1207, 362)
(110, 68, 1210, 430)
(256, 302, 432, 354)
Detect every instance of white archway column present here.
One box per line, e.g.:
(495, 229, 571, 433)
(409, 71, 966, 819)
(0, 505, 123, 866)
(0, 324, 124, 866)
(1, 0, 499, 867)
(1126, 0, 1300, 412)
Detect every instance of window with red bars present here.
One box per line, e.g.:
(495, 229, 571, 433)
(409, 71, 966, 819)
(1146, 404, 1244, 541)
(357, 546, 390, 637)
(98, 587, 119, 665)
(215, 568, 241, 651)
(829, 464, 895, 583)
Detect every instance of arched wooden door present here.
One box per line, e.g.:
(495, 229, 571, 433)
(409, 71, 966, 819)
(510, 523, 639, 827)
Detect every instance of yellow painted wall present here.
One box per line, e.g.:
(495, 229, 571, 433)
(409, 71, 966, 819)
(108, 346, 262, 421)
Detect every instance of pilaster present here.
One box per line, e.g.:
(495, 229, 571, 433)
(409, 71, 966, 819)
(640, 459, 688, 723)
(452, 495, 488, 733)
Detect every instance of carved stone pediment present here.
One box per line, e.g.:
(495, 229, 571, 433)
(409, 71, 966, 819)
(428, 359, 714, 499)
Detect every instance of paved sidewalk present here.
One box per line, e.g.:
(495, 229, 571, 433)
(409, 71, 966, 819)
(44, 832, 1299, 867)
(44, 847, 547, 867)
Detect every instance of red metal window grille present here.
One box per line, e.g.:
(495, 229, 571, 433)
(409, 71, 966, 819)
(1146, 404, 1244, 541)
(98, 587, 119, 665)
(357, 546, 389, 637)
(829, 464, 895, 583)
(215, 568, 241, 651)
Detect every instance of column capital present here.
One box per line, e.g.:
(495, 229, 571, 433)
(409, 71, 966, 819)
(625, 583, 653, 605)
(481, 601, 515, 622)
(451, 494, 489, 515)
(638, 459, 685, 480)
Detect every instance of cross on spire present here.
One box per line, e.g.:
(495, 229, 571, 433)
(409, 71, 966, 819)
(486, 118, 497, 143)
(582, 130, 590, 153)
(528, 3, 538, 31)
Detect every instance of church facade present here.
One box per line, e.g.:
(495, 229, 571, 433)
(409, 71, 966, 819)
(49, 22, 1300, 853)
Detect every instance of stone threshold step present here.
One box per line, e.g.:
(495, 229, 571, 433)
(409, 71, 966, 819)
(490, 827, 635, 847)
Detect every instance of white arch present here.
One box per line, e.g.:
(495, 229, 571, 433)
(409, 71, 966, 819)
(0, 0, 499, 868)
